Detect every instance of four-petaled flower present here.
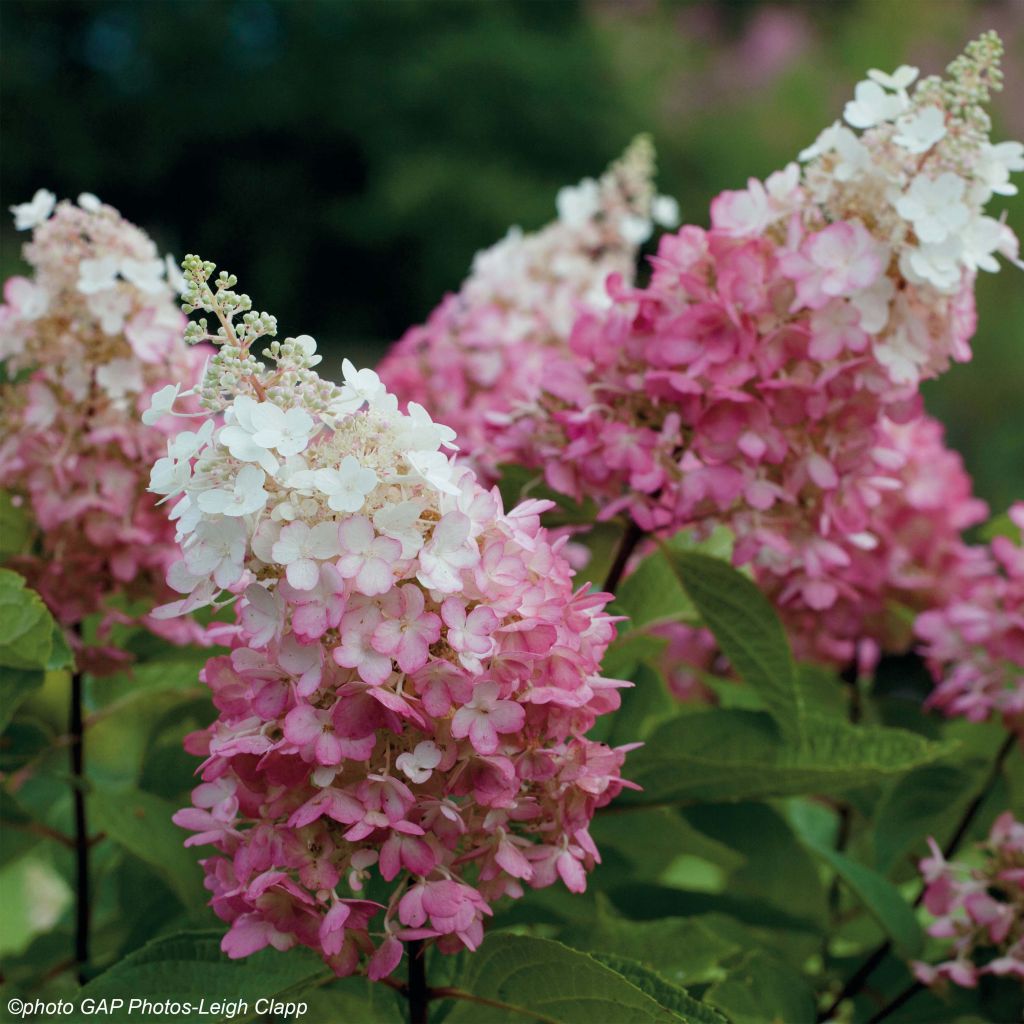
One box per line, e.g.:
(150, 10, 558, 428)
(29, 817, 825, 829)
(450, 681, 525, 755)
(272, 521, 341, 590)
(337, 517, 402, 596)
(371, 584, 441, 674)
(315, 456, 379, 513)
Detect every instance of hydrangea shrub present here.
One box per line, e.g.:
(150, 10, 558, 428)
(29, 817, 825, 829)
(1, 32, 1022, 1024)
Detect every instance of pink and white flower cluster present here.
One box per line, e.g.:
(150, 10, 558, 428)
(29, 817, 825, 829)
(0, 191, 207, 669)
(378, 136, 678, 480)
(480, 37, 1020, 672)
(156, 260, 631, 977)
(917, 504, 1024, 730)
(914, 812, 1024, 988)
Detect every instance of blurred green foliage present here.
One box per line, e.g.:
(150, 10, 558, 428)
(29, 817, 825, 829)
(2, 0, 1021, 512)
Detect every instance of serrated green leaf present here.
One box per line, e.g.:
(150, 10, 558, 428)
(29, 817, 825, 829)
(620, 709, 954, 804)
(664, 551, 804, 741)
(704, 950, 816, 1024)
(559, 909, 742, 987)
(0, 569, 54, 671)
(803, 837, 923, 956)
(589, 955, 727, 1024)
(70, 929, 328, 1023)
(90, 787, 204, 908)
(446, 933, 693, 1023)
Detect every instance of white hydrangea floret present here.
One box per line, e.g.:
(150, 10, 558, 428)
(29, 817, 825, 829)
(249, 401, 315, 457)
(314, 455, 379, 513)
(196, 465, 269, 517)
(272, 521, 341, 590)
(219, 396, 281, 474)
(77, 255, 121, 295)
(843, 79, 906, 129)
(556, 178, 601, 227)
(11, 189, 56, 231)
(896, 172, 969, 245)
(893, 106, 947, 154)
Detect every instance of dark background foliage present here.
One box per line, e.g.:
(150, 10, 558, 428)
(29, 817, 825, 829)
(2, 0, 1022, 508)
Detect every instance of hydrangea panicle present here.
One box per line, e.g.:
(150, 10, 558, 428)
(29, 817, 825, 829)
(0, 193, 208, 668)
(378, 136, 678, 478)
(482, 36, 1020, 674)
(155, 259, 632, 977)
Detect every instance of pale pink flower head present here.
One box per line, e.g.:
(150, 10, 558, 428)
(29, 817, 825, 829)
(160, 260, 633, 978)
(0, 194, 207, 667)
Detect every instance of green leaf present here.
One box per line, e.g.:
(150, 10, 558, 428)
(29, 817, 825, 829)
(0, 668, 45, 733)
(90, 787, 203, 908)
(47, 621, 74, 671)
(603, 664, 677, 746)
(803, 837, 923, 955)
(621, 709, 953, 804)
(71, 929, 328, 1023)
(682, 803, 828, 926)
(559, 909, 743, 987)
(88, 688, 210, 787)
(605, 885, 821, 939)
(664, 551, 804, 740)
(873, 760, 988, 874)
(0, 569, 54, 671)
(302, 976, 407, 1023)
(611, 551, 695, 632)
(704, 951, 816, 1024)
(601, 632, 669, 681)
(593, 807, 745, 881)
(446, 933, 699, 1023)
(589, 955, 727, 1024)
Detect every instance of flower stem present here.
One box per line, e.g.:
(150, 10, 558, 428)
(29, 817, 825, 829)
(69, 653, 90, 983)
(603, 520, 646, 593)
(406, 939, 428, 1024)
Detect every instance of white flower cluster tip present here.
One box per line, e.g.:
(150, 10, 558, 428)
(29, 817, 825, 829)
(147, 258, 466, 617)
(800, 32, 1022, 293)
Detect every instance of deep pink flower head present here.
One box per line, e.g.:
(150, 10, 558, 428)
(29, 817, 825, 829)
(917, 502, 1024, 731)
(914, 812, 1024, 989)
(0, 192, 208, 669)
(160, 260, 632, 978)
(377, 136, 678, 480)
